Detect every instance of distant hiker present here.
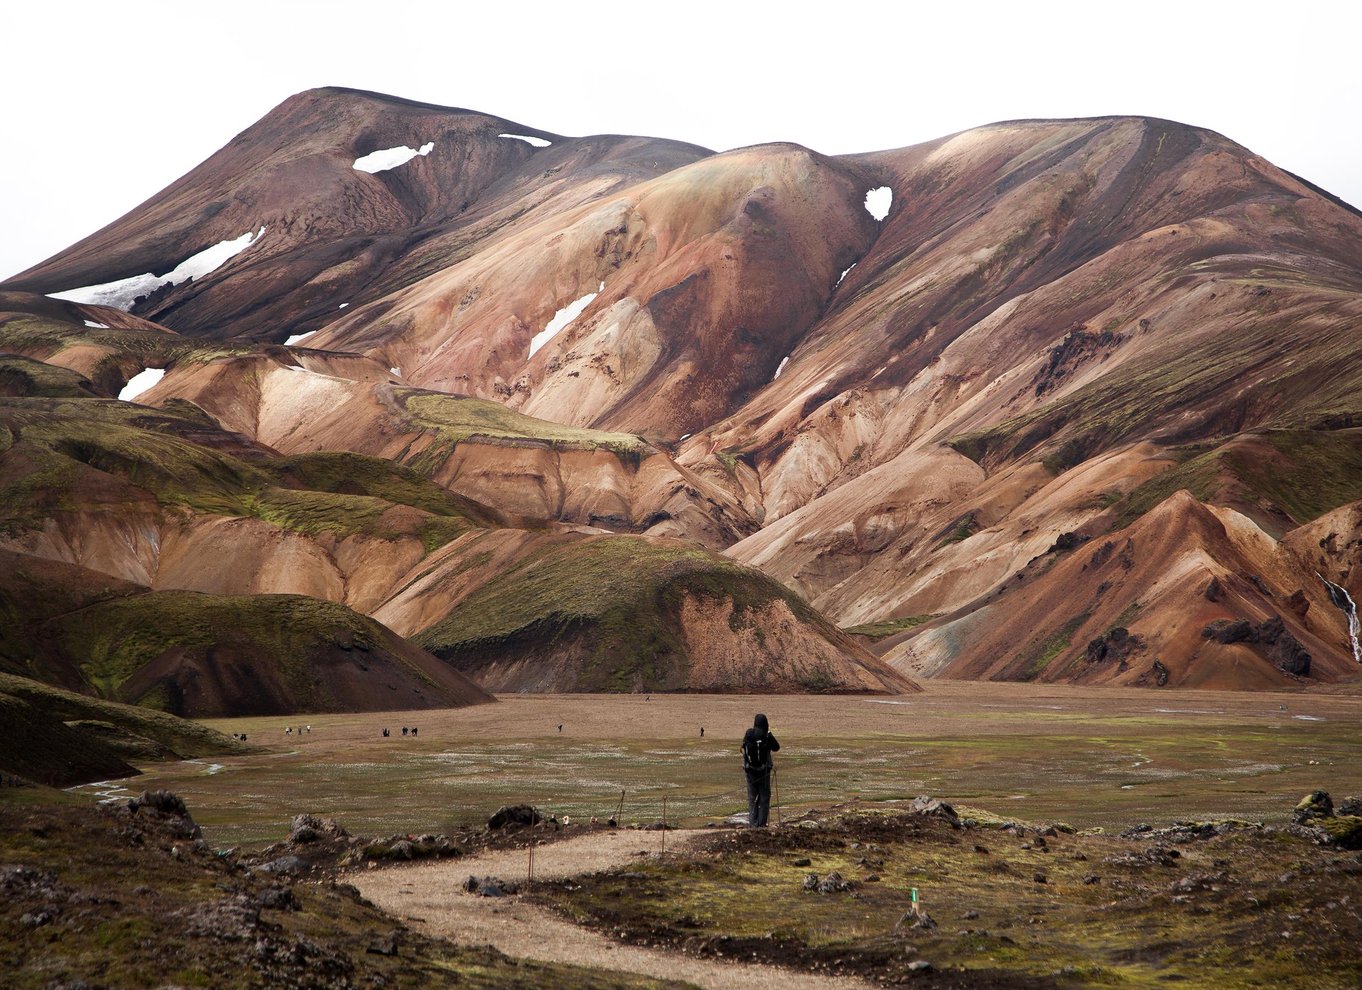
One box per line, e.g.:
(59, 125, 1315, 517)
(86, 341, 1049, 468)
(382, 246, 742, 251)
(700, 727, 705, 737)
(402, 726, 408, 737)
(285, 727, 292, 735)
(305, 725, 311, 733)
(741, 713, 780, 827)
(558, 724, 563, 733)
(411, 726, 417, 737)
(382, 728, 390, 738)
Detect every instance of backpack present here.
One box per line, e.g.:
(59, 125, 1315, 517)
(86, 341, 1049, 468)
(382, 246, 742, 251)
(743, 731, 769, 770)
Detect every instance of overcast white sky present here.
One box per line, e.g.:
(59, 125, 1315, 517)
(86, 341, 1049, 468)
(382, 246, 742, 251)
(4, 1, 1359, 281)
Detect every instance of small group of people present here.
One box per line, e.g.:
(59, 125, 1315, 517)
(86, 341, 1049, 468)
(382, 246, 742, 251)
(230, 732, 248, 741)
(381, 726, 418, 737)
(284, 725, 311, 735)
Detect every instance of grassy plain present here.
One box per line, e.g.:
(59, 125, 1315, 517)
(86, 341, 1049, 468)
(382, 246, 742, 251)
(104, 683, 1362, 849)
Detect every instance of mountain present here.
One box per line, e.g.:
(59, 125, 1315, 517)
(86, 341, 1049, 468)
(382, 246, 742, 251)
(4, 87, 1361, 694)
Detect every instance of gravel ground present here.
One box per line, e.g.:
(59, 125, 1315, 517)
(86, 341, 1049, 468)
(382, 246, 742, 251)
(350, 828, 871, 990)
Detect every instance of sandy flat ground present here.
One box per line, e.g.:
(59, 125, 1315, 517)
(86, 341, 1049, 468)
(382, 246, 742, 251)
(208, 680, 1362, 750)
(350, 828, 872, 990)
(110, 680, 1362, 847)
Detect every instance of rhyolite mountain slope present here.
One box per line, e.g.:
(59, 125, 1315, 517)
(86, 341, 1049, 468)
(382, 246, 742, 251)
(6, 87, 1362, 692)
(0, 317, 908, 701)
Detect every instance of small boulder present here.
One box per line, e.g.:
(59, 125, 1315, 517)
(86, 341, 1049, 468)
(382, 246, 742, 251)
(1318, 817, 1362, 850)
(816, 871, 854, 894)
(907, 796, 960, 826)
(487, 805, 542, 830)
(1294, 791, 1333, 824)
(255, 855, 306, 875)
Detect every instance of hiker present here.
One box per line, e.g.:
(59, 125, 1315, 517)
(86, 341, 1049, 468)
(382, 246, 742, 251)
(741, 713, 780, 827)
(402, 726, 408, 737)
(411, 726, 417, 737)
(558, 724, 563, 733)
(382, 727, 390, 738)
(700, 727, 705, 737)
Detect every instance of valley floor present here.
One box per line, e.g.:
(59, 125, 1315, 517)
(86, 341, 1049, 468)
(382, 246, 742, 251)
(95, 683, 1362, 847)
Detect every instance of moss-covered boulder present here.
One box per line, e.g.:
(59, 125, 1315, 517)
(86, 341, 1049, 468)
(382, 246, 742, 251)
(1294, 790, 1334, 824)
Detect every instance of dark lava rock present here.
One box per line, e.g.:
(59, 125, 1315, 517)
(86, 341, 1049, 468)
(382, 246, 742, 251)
(289, 813, 348, 844)
(1049, 531, 1089, 554)
(1270, 634, 1311, 676)
(816, 870, 854, 894)
(1294, 791, 1334, 824)
(1202, 619, 1255, 644)
(255, 855, 306, 875)
(907, 795, 960, 826)
(1205, 576, 1223, 601)
(1152, 660, 1170, 686)
(256, 885, 299, 911)
(129, 790, 201, 839)
(487, 804, 541, 830)
(1338, 796, 1362, 817)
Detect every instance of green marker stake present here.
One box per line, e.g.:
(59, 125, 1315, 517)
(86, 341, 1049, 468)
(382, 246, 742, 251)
(912, 887, 920, 915)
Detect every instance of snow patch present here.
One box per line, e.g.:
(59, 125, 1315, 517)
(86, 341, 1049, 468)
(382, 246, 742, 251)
(499, 133, 552, 148)
(390, 367, 401, 376)
(118, 367, 165, 402)
(283, 331, 316, 346)
(50, 227, 267, 311)
(529, 281, 604, 358)
(864, 186, 892, 221)
(353, 141, 434, 173)
(772, 355, 790, 381)
(338, 302, 349, 309)
(83, 319, 109, 329)
(836, 263, 856, 285)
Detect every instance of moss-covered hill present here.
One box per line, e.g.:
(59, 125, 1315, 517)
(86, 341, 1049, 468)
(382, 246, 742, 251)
(0, 671, 245, 786)
(0, 550, 493, 719)
(0, 391, 493, 549)
(416, 534, 914, 694)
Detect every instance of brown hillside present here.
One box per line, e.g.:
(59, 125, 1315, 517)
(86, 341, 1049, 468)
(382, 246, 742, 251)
(6, 96, 1362, 692)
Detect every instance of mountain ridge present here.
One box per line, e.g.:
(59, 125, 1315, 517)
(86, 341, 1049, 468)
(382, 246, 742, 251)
(3, 88, 1360, 697)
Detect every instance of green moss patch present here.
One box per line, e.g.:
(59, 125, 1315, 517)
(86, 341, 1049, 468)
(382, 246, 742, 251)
(400, 390, 648, 459)
(1113, 429, 1362, 529)
(841, 615, 935, 640)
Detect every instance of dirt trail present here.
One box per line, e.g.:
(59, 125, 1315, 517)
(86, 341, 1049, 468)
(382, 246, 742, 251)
(349, 828, 870, 990)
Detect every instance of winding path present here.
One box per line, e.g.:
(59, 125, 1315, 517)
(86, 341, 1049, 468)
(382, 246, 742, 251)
(349, 828, 870, 990)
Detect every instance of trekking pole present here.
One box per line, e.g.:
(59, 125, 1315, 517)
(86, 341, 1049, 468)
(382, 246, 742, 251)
(774, 765, 782, 826)
(615, 788, 625, 824)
